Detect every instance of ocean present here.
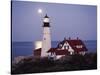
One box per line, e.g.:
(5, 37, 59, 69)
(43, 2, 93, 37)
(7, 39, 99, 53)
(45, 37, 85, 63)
(12, 40, 97, 60)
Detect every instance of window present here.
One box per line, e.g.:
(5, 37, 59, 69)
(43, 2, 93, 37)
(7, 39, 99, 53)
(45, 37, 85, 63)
(76, 45, 83, 48)
(64, 46, 66, 49)
(59, 44, 62, 47)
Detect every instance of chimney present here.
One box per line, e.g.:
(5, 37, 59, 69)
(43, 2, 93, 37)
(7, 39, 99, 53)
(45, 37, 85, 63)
(64, 37, 66, 40)
(69, 37, 71, 40)
(77, 37, 79, 40)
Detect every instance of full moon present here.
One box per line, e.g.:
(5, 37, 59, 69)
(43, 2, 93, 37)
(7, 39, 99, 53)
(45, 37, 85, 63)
(38, 9, 42, 14)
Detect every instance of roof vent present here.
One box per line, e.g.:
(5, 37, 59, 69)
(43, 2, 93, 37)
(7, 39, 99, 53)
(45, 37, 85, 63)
(69, 37, 71, 40)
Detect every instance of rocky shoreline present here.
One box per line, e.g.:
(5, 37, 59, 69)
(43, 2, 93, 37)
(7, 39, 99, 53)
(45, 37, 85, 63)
(11, 52, 97, 74)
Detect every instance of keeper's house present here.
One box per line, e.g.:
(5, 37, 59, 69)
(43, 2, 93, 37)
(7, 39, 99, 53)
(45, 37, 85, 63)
(34, 37, 88, 60)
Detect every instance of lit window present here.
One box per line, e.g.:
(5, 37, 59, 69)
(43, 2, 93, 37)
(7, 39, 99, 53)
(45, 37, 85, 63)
(43, 18, 49, 22)
(76, 45, 83, 48)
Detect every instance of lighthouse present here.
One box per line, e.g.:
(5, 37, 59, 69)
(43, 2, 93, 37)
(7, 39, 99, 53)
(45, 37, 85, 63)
(41, 14, 51, 57)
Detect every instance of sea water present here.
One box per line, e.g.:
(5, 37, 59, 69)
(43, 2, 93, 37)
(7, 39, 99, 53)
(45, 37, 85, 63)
(12, 40, 97, 60)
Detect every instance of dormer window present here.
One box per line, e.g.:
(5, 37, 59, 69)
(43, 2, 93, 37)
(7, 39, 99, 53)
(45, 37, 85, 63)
(76, 45, 83, 48)
(64, 46, 66, 49)
(59, 44, 62, 47)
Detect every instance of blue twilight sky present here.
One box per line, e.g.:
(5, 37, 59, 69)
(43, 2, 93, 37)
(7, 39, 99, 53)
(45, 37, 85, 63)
(12, 1, 97, 42)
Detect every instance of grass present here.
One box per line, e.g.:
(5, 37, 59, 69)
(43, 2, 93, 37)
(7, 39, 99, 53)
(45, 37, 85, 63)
(11, 52, 97, 74)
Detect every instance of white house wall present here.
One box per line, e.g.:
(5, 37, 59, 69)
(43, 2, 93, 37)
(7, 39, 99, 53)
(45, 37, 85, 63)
(56, 55, 65, 59)
(62, 42, 74, 53)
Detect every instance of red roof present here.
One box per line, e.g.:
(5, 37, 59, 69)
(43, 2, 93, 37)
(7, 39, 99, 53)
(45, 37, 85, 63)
(47, 48, 57, 52)
(34, 48, 41, 56)
(55, 50, 69, 55)
(47, 48, 69, 55)
(67, 40, 87, 52)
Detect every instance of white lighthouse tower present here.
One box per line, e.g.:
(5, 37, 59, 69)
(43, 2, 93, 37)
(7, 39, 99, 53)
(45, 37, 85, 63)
(41, 14, 51, 57)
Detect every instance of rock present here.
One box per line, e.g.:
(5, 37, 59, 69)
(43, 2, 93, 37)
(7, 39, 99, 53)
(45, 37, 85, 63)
(13, 56, 25, 64)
